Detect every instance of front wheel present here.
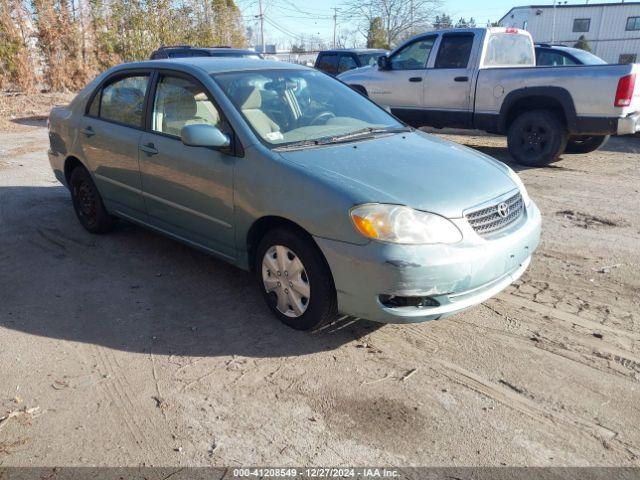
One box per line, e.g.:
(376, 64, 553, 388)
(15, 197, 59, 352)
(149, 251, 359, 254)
(564, 135, 610, 154)
(507, 109, 568, 167)
(256, 228, 338, 330)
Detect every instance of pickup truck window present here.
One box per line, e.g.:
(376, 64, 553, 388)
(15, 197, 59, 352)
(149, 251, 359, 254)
(483, 33, 534, 67)
(95, 75, 149, 128)
(391, 37, 435, 70)
(434, 34, 474, 69)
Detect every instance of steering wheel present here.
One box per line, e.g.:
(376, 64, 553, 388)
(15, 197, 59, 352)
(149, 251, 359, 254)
(310, 111, 336, 126)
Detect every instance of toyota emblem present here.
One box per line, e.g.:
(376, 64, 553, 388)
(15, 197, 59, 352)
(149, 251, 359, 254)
(497, 202, 509, 218)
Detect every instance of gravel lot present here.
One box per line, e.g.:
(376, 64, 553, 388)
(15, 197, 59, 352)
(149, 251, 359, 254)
(0, 114, 639, 467)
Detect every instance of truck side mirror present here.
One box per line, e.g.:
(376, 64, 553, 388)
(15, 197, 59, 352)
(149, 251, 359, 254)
(378, 55, 391, 71)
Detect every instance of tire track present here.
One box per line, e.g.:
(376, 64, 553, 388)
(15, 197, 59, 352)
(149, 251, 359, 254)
(430, 358, 640, 460)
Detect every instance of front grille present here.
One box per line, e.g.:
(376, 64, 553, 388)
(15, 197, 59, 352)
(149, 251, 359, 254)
(466, 192, 524, 237)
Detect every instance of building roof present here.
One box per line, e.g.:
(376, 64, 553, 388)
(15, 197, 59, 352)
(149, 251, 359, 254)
(499, 2, 640, 23)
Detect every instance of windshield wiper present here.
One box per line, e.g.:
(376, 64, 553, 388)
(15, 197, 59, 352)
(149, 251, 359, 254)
(326, 126, 411, 143)
(274, 126, 411, 151)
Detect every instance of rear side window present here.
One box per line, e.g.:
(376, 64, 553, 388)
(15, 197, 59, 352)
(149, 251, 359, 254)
(536, 50, 578, 66)
(316, 54, 338, 74)
(97, 75, 149, 128)
(434, 34, 474, 69)
(484, 33, 534, 67)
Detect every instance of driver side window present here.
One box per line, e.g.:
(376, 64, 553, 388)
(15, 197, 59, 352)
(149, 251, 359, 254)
(390, 37, 436, 70)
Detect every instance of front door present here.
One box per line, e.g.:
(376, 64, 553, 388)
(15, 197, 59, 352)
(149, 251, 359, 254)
(367, 36, 436, 113)
(139, 73, 236, 260)
(80, 72, 150, 218)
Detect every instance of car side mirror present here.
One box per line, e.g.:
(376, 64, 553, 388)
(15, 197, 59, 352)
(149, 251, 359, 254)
(181, 124, 230, 149)
(378, 55, 391, 70)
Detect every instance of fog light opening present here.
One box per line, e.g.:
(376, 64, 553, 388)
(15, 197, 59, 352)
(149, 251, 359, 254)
(379, 294, 440, 309)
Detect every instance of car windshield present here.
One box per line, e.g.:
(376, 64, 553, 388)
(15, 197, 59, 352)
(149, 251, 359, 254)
(568, 49, 606, 65)
(213, 69, 404, 148)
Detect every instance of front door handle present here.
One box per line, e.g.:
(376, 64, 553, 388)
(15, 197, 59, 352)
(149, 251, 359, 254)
(454, 76, 469, 82)
(81, 126, 95, 137)
(409, 77, 423, 83)
(139, 143, 158, 156)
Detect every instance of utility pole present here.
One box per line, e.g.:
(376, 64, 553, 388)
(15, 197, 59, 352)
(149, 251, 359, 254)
(552, 0, 556, 43)
(332, 7, 339, 48)
(256, 0, 265, 54)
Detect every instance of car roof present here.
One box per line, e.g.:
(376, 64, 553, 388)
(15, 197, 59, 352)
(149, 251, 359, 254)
(535, 44, 579, 52)
(118, 57, 308, 74)
(156, 47, 258, 54)
(319, 48, 387, 54)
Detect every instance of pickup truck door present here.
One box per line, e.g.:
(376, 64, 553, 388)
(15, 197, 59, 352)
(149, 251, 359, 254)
(138, 72, 236, 261)
(367, 36, 436, 110)
(423, 33, 476, 127)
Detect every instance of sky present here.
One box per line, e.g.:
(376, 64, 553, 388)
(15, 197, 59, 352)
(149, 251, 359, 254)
(235, 0, 525, 47)
(236, 0, 632, 47)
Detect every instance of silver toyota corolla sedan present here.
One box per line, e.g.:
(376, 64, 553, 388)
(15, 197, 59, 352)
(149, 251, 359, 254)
(47, 58, 541, 330)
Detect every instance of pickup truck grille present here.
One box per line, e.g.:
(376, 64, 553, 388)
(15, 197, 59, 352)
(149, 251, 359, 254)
(466, 192, 524, 237)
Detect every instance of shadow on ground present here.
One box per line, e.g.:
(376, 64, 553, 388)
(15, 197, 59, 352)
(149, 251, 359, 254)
(0, 185, 381, 359)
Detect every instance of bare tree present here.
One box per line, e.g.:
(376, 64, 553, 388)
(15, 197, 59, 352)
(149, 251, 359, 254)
(344, 0, 442, 47)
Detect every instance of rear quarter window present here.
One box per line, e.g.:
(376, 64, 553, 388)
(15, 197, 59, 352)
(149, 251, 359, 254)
(484, 33, 534, 67)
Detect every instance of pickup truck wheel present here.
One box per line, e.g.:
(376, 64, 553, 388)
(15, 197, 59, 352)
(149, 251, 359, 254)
(69, 166, 116, 234)
(256, 228, 338, 331)
(565, 135, 610, 154)
(507, 110, 568, 167)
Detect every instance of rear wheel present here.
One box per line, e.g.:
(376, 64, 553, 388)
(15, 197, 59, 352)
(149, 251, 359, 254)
(256, 227, 338, 330)
(564, 135, 609, 154)
(69, 166, 116, 234)
(507, 109, 568, 167)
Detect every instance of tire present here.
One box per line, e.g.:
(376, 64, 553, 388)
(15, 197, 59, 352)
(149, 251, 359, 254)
(69, 166, 116, 234)
(507, 109, 568, 167)
(256, 227, 338, 331)
(564, 135, 610, 154)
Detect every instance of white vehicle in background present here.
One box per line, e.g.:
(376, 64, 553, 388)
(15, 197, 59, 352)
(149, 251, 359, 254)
(339, 27, 640, 166)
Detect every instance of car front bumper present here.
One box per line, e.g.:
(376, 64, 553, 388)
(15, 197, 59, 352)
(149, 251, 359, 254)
(314, 201, 541, 324)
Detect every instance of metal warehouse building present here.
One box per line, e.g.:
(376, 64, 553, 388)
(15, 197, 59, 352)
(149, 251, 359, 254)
(499, 2, 640, 63)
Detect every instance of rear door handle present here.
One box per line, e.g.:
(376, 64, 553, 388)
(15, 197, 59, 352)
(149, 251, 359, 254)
(409, 77, 422, 83)
(139, 143, 158, 155)
(454, 76, 469, 82)
(81, 126, 95, 137)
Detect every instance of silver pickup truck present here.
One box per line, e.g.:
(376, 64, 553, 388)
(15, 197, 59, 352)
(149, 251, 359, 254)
(338, 27, 640, 166)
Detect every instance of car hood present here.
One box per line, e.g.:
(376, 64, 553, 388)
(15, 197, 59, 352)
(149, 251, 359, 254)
(337, 65, 373, 81)
(277, 131, 517, 218)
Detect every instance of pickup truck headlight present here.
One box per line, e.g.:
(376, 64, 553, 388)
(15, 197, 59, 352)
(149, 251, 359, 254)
(506, 167, 532, 207)
(350, 204, 462, 244)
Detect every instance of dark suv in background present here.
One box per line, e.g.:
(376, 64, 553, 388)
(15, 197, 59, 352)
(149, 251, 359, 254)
(150, 45, 262, 60)
(314, 48, 388, 76)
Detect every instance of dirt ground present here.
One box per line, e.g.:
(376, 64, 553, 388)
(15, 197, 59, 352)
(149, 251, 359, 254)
(0, 102, 639, 467)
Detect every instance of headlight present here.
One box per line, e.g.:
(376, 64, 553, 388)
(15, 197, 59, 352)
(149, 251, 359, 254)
(350, 204, 462, 244)
(506, 167, 531, 206)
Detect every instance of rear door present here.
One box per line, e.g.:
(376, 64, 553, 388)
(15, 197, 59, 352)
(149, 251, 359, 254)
(423, 33, 476, 127)
(138, 71, 236, 260)
(80, 71, 150, 218)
